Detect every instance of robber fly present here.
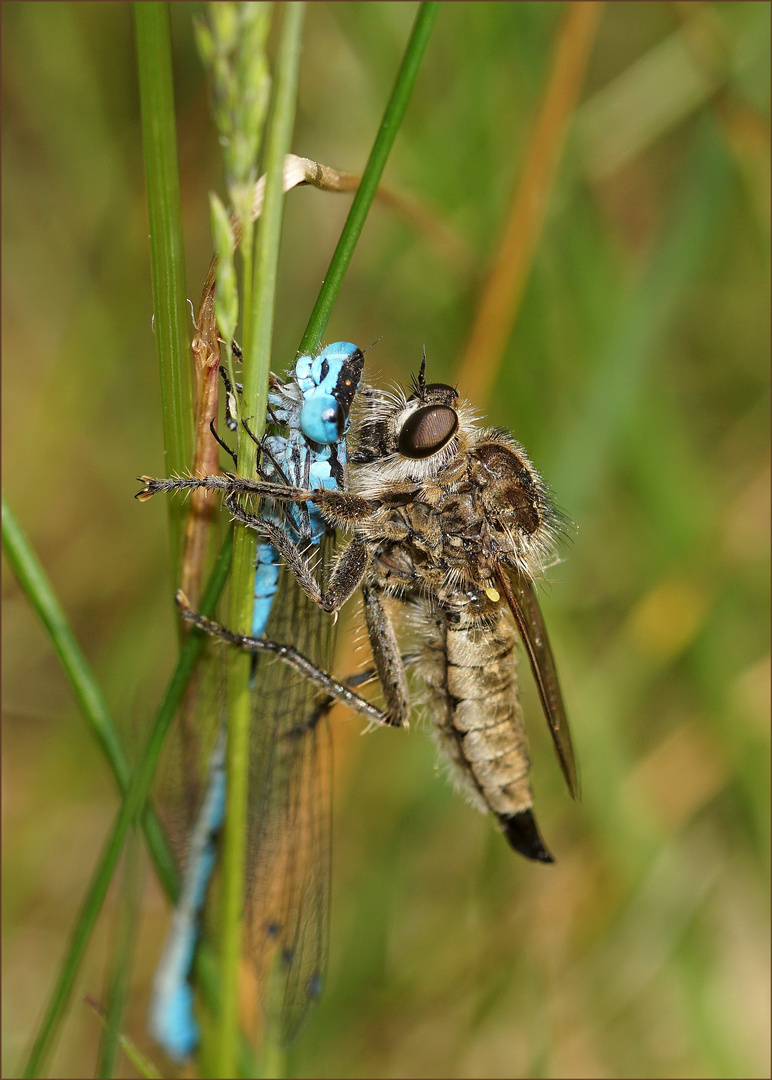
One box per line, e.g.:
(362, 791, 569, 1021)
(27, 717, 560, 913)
(140, 351, 576, 861)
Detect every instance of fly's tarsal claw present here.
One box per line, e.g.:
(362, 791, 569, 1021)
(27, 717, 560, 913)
(175, 589, 191, 613)
(136, 476, 158, 501)
(499, 809, 554, 863)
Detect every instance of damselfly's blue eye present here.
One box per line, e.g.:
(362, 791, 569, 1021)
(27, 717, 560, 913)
(398, 404, 458, 459)
(300, 395, 342, 444)
(298, 342, 364, 445)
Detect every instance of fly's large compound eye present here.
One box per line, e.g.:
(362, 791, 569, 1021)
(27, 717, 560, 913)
(398, 404, 458, 459)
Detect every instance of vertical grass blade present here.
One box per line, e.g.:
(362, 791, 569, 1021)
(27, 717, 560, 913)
(216, 4, 306, 1073)
(135, 1, 194, 580)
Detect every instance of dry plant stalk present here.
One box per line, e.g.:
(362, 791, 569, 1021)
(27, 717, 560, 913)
(456, 1, 603, 406)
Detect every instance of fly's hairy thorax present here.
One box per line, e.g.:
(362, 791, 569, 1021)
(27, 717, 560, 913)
(354, 427, 556, 604)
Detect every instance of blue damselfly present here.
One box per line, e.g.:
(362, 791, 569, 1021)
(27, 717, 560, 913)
(147, 343, 365, 1059)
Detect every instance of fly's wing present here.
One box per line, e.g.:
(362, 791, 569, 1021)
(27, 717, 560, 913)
(495, 567, 579, 799)
(243, 531, 336, 1048)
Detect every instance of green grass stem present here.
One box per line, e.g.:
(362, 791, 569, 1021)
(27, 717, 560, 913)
(216, 5, 306, 1073)
(135, 1, 194, 581)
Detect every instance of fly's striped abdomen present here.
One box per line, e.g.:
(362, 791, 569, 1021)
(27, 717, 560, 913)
(417, 600, 554, 862)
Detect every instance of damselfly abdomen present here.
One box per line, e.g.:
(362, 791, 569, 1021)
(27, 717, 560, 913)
(148, 343, 364, 1058)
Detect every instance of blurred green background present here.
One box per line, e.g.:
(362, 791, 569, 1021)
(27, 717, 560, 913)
(2, 2, 769, 1077)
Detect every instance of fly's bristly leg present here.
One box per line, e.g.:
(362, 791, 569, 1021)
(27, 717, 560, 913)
(361, 583, 411, 728)
(136, 474, 373, 525)
(136, 473, 304, 503)
(175, 591, 402, 729)
(227, 498, 368, 613)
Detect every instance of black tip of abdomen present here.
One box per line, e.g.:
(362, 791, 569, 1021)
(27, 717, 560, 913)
(500, 809, 554, 863)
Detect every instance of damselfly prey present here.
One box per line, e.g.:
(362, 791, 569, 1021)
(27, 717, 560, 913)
(147, 343, 365, 1059)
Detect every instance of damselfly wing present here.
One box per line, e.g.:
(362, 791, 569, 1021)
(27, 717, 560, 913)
(148, 343, 364, 1057)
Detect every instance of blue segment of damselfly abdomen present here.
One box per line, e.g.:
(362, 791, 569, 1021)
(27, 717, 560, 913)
(149, 343, 364, 1059)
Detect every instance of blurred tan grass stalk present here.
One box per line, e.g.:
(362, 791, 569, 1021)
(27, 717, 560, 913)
(456, 1, 603, 406)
